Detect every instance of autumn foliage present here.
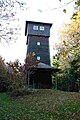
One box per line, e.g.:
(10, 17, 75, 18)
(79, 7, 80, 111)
(53, 11, 80, 92)
(0, 52, 38, 95)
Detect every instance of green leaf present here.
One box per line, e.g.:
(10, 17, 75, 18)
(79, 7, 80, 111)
(75, 0, 80, 6)
(63, 9, 66, 13)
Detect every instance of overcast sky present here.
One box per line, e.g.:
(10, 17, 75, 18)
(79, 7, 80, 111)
(0, 0, 76, 63)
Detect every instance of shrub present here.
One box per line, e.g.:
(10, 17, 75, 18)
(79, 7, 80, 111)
(0, 56, 9, 92)
(9, 88, 32, 98)
(0, 76, 9, 92)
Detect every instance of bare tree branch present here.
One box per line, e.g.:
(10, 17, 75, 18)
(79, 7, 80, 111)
(0, 0, 26, 44)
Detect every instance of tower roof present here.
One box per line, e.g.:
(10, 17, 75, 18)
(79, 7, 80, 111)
(36, 62, 60, 72)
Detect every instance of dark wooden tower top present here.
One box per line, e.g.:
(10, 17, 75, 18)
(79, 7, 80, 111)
(25, 21, 52, 37)
(25, 21, 53, 65)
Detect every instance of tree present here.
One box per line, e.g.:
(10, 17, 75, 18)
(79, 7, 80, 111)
(55, 11, 80, 68)
(53, 10, 80, 92)
(23, 52, 39, 88)
(0, 52, 39, 92)
(0, 0, 26, 43)
(6, 59, 25, 91)
(0, 56, 8, 92)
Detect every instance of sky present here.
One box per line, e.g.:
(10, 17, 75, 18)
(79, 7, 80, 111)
(0, 0, 76, 63)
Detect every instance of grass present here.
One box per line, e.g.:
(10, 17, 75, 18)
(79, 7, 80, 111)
(0, 89, 80, 120)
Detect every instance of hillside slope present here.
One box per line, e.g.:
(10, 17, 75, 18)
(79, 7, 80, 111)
(0, 89, 80, 119)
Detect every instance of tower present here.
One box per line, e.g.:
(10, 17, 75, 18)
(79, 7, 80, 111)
(25, 21, 52, 65)
(25, 21, 58, 89)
